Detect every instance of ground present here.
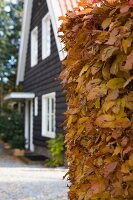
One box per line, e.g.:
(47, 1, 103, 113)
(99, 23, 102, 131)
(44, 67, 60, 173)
(0, 144, 68, 200)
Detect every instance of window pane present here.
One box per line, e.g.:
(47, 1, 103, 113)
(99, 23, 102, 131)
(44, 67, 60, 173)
(47, 114, 49, 132)
(47, 98, 50, 114)
(31, 27, 38, 67)
(42, 13, 51, 59)
(51, 114, 54, 132)
(52, 98, 54, 114)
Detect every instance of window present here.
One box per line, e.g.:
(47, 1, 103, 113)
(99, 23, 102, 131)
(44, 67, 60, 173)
(31, 27, 38, 67)
(42, 13, 51, 59)
(34, 97, 38, 116)
(42, 92, 56, 138)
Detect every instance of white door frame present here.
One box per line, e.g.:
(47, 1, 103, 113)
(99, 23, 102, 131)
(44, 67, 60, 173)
(24, 99, 34, 152)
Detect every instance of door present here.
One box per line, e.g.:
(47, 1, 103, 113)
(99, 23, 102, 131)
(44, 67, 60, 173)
(25, 100, 34, 152)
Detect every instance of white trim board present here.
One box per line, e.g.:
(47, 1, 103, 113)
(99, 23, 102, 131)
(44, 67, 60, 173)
(16, 0, 33, 85)
(16, 0, 78, 85)
(4, 92, 35, 100)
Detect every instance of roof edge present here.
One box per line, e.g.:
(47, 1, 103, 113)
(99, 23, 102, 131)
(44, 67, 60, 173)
(4, 92, 35, 100)
(16, 0, 33, 85)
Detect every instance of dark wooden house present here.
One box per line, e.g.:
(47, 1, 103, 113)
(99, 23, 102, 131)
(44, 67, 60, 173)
(5, 0, 77, 156)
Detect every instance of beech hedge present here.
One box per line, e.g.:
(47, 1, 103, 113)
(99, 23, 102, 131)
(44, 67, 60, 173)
(59, 0, 133, 199)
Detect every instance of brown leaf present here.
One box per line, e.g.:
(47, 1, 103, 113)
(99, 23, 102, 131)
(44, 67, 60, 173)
(67, 108, 80, 115)
(123, 174, 133, 182)
(123, 146, 133, 157)
(120, 5, 130, 13)
(106, 89, 119, 101)
(95, 114, 115, 128)
(121, 137, 129, 147)
(114, 118, 131, 129)
(104, 162, 118, 177)
(106, 28, 119, 45)
(101, 46, 118, 61)
(123, 76, 133, 88)
(121, 50, 133, 71)
(110, 54, 124, 75)
(90, 180, 106, 194)
(112, 130, 122, 139)
(125, 92, 133, 110)
(87, 84, 108, 100)
(86, 78, 102, 91)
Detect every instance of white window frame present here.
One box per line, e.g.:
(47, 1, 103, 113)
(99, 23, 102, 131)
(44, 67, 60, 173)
(42, 13, 51, 60)
(34, 97, 38, 116)
(42, 92, 56, 138)
(31, 26, 38, 67)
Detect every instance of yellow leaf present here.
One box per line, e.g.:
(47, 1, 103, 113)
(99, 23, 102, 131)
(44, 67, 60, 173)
(102, 17, 112, 30)
(79, 65, 89, 76)
(101, 46, 118, 61)
(121, 162, 130, 173)
(95, 98, 101, 108)
(110, 54, 124, 75)
(87, 84, 107, 100)
(113, 145, 122, 156)
(102, 65, 110, 80)
(122, 37, 132, 54)
(102, 101, 115, 112)
(128, 153, 133, 167)
(107, 78, 125, 89)
(78, 117, 88, 124)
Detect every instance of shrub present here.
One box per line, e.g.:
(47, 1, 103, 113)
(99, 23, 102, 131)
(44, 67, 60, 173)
(44, 133, 64, 167)
(59, 0, 133, 199)
(0, 114, 14, 142)
(0, 111, 25, 149)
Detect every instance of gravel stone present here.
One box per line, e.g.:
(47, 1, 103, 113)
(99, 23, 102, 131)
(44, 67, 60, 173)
(0, 144, 69, 200)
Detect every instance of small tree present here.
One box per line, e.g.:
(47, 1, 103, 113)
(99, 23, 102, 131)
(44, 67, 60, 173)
(59, 0, 133, 199)
(0, 0, 23, 111)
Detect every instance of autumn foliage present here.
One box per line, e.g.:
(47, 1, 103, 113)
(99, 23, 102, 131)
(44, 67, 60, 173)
(59, 0, 133, 199)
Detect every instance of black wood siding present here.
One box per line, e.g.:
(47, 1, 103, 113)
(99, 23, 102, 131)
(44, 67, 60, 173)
(23, 0, 66, 146)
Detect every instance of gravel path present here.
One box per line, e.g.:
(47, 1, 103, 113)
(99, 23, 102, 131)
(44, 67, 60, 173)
(0, 144, 69, 200)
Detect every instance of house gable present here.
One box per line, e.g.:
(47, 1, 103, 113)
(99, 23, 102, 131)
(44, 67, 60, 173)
(16, 0, 78, 85)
